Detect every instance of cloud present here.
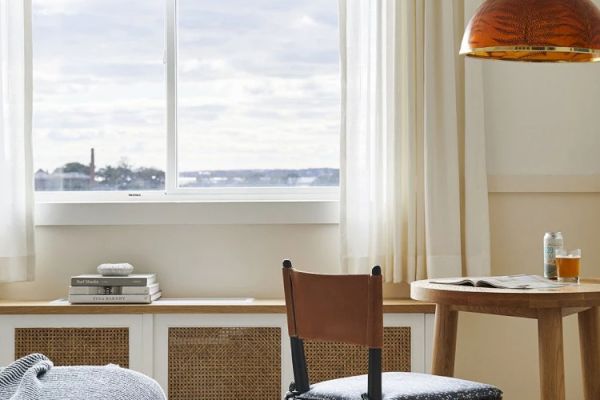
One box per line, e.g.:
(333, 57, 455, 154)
(293, 15, 319, 28)
(46, 129, 103, 141)
(32, 0, 340, 172)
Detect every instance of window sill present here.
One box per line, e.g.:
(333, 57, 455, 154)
(35, 200, 340, 226)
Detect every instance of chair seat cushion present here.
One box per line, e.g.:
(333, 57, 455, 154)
(295, 372, 502, 400)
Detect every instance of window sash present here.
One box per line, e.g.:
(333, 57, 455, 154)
(166, 0, 178, 194)
(33, 0, 339, 202)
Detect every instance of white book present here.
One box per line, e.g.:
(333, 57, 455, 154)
(68, 292, 162, 304)
(71, 274, 156, 287)
(69, 283, 160, 295)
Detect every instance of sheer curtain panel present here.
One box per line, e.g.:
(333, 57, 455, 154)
(339, 0, 490, 282)
(0, 0, 35, 282)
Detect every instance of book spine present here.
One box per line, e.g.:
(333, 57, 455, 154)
(122, 284, 159, 295)
(70, 277, 150, 287)
(69, 284, 159, 295)
(68, 294, 153, 304)
(69, 287, 115, 295)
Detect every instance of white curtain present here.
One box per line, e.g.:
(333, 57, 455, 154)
(0, 0, 35, 282)
(340, 0, 490, 282)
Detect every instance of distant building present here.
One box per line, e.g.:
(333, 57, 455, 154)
(294, 177, 317, 185)
(35, 169, 92, 191)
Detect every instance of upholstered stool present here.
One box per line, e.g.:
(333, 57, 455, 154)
(281, 260, 502, 400)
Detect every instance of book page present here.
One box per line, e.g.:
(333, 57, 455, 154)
(429, 277, 476, 286)
(476, 275, 566, 289)
(431, 275, 567, 289)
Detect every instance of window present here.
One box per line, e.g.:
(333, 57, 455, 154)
(32, 0, 166, 192)
(33, 0, 340, 198)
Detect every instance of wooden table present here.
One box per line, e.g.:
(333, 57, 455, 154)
(411, 279, 600, 400)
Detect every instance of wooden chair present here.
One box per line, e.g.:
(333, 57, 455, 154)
(282, 260, 502, 400)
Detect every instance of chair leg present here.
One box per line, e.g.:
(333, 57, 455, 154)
(367, 348, 382, 400)
(290, 337, 310, 393)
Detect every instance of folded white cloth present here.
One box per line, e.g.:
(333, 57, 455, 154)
(0, 354, 165, 400)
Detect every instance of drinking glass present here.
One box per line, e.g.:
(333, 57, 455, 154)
(555, 249, 581, 283)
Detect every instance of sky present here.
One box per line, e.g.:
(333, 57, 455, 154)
(32, 0, 340, 173)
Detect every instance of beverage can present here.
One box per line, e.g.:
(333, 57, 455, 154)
(544, 232, 564, 279)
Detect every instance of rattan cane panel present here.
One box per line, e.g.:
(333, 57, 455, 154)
(14, 328, 129, 367)
(304, 327, 411, 383)
(168, 327, 281, 400)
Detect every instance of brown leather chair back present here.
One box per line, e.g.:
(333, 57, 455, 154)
(282, 260, 383, 349)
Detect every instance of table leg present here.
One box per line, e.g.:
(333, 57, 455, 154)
(578, 306, 600, 400)
(432, 304, 458, 377)
(537, 308, 565, 400)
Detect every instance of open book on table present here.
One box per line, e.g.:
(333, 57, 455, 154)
(430, 274, 567, 289)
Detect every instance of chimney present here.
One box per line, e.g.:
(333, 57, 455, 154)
(90, 147, 96, 184)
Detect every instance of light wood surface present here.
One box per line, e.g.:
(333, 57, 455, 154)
(537, 308, 565, 400)
(578, 307, 600, 400)
(411, 278, 600, 309)
(0, 299, 435, 315)
(431, 304, 458, 377)
(410, 278, 600, 400)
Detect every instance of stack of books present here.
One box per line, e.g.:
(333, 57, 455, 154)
(68, 273, 161, 304)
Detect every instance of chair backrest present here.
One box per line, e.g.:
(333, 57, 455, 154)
(282, 260, 383, 348)
(282, 259, 383, 399)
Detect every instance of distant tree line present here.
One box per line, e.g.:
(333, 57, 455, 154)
(35, 161, 339, 191)
(35, 161, 165, 191)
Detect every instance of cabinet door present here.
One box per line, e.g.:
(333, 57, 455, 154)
(154, 314, 290, 400)
(0, 314, 150, 376)
(155, 313, 427, 400)
(385, 313, 427, 373)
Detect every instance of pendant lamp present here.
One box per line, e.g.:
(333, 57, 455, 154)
(460, 0, 600, 62)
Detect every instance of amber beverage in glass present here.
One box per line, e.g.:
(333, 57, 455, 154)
(556, 249, 581, 283)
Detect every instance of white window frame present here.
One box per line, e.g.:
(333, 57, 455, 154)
(33, 0, 341, 225)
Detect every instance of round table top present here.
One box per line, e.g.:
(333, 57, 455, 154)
(410, 278, 600, 309)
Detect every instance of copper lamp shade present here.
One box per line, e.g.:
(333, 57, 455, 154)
(460, 0, 600, 62)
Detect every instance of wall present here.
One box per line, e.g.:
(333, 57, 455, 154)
(0, 224, 340, 300)
(485, 61, 600, 176)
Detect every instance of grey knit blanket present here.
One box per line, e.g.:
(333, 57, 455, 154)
(0, 354, 165, 400)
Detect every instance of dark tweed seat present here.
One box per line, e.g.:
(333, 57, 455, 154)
(294, 372, 502, 400)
